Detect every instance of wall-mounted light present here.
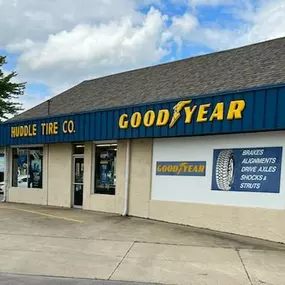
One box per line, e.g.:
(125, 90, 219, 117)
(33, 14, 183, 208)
(97, 144, 117, 147)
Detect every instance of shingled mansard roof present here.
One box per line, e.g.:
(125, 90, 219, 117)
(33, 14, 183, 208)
(11, 37, 285, 122)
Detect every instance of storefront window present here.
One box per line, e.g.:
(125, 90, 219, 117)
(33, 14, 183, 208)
(0, 153, 4, 183)
(94, 144, 117, 195)
(12, 147, 43, 189)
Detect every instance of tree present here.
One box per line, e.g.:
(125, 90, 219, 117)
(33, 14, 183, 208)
(0, 56, 26, 121)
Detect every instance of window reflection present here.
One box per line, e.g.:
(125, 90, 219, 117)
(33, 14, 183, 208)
(94, 144, 117, 195)
(12, 148, 43, 189)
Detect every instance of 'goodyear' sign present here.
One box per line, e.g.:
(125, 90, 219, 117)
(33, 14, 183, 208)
(156, 161, 206, 176)
(119, 99, 245, 129)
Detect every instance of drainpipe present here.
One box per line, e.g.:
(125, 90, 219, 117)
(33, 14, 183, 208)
(122, 139, 131, 216)
(1, 146, 8, 203)
(46, 144, 49, 206)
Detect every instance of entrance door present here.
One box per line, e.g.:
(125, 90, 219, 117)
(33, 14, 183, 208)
(72, 156, 84, 207)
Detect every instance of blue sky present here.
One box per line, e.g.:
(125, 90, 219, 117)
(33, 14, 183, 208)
(1, 0, 285, 112)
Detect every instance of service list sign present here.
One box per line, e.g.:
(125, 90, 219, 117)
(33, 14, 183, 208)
(211, 147, 283, 193)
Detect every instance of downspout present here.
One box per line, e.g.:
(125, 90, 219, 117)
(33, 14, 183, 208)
(122, 139, 131, 216)
(46, 144, 49, 206)
(1, 146, 8, 203)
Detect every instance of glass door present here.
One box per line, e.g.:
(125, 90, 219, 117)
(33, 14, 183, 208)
(73, 156, 84, 207)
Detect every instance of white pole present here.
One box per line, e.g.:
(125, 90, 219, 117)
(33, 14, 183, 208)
(122, 140, 130, 216)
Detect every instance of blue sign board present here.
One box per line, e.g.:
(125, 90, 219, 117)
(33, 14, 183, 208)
(1, 84, 285, 146)
(211, 147, 282, 193)
(156, 161, 206, 176)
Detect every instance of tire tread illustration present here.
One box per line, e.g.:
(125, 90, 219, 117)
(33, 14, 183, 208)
(215, 149, 234, 191)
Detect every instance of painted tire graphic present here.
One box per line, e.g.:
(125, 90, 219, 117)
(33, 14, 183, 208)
(215, 149, 235, 191)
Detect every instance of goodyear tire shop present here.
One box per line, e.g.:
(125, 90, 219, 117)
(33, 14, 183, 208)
(1, 38, 285, 243)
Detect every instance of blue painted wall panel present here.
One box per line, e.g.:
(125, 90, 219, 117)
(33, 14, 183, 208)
(144, 106, 152, 138)
(131, 107, 141, 139)
(253, 90, 266, 130)
(113, 110, 120, 139)
(242, 92, 254, 131)
(168, 101, 178, 137)
(95, 112, 102, 140)
(117, 109, 124, 140)
(231, 93, 243, 132)
(106, 111, 113, 140)
(192, 97, 203, 135)
(220, 94, 232, 133)
(153, 104, 162, 138)
(211, 95, 223, 134)
(202, 97, 213, 135)
(139, 105, 147, 138)
(2, 85, 285, 146)
(265, 89, 278, 129)
(101, 112, 107, 140)
(160, 103, 170, 138)
(277, 87, 285, 129)
(125, 108, 133, 139)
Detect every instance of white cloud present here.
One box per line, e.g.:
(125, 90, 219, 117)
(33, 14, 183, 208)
(18, 92, 50, 113)
(188, 0, 233, 6)
(169, 0, 285, 51)
(6, 39, 35, 52)
(170, 13, 198, 48)
(0, 0, 144, 47)
(170, 0, 233, 7)
(13, 7, 170, 92)
(234, 0, 285, 46)
(169, 12, 236, 51)
(3, 0, 285, 112)
(171, 13, 198, 35)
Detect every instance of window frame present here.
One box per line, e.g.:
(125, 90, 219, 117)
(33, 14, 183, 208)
(10, 145, 44, 190)
(92, 141, 118, 196)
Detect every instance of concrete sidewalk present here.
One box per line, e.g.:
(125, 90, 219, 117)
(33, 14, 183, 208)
(0, 203, 284, 285)
(0, 273, 157, 285)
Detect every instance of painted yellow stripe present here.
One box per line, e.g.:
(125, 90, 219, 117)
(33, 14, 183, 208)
(6, 207, 84, 223)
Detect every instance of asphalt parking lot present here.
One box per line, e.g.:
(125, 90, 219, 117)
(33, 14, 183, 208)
(0, 202, 285, 285)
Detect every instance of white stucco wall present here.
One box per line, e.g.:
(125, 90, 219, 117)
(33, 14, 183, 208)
(148, 132, 285, 243)
(148, 200, 285, 243)
(47, 144, 72, 207)
(151, 132, 285, 210)
(83, 141, 126, 214)
(7, 144, 72, 207)
(128, 139, 153, 217)
(6, 132, 285, 243)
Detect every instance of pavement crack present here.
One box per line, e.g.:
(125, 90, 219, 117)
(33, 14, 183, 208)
(108, 241, 136, 280)
(236, 249, 253, 285)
